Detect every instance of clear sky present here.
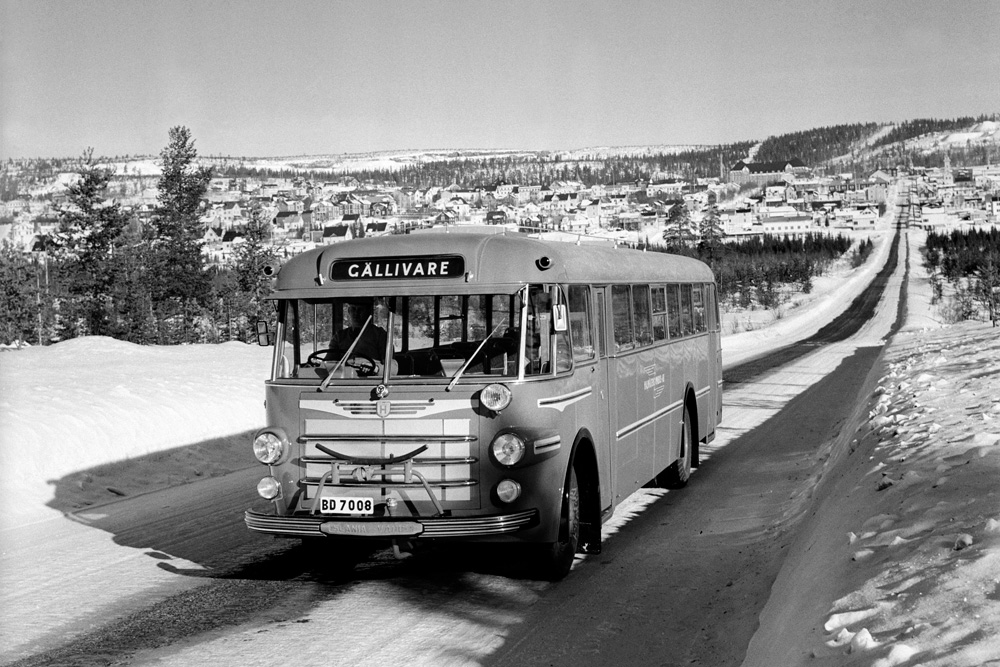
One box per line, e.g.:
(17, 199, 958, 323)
(2, 0, 998, 159)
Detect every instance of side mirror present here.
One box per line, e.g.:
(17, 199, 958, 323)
(254, 320, 273, 347)
(552, 304, 568, 332)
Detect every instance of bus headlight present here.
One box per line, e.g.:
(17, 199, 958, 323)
(480, 383, 512, 413)
(253, 430, 287, 464)
(257, 476, 282, 500)
(491, 433, 526, 466)
(496, 479, 522, 503)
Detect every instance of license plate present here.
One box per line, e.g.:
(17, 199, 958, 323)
(319, 496, 375, 515)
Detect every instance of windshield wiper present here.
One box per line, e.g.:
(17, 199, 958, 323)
(318, 315, 373, 392)
(447, 321, 507, 391)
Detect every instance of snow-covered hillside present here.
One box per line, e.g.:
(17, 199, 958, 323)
(73, 144, 717, 180)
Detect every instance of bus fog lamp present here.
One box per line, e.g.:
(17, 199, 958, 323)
(492, 433, 526, 466)
(480, 383, 512, 413)
(253, 431, 286, 464)
(256, 476, 282, 500)
(496, 479, 521, 503)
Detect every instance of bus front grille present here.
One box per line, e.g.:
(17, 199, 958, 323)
(297, 434, 480, 510)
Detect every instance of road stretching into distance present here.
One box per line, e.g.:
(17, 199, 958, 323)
(3, 198, 911, 667)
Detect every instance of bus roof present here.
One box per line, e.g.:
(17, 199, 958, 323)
(270, 233, 714, 298)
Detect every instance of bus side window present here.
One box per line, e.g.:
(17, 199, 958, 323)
(666, 284, 681, 338)
(680, 284, 694, 336)
(612, 285, 633, 352)
(633, 284, 652, 347)
(568, 285, 594, 362)
(692, 285, 707, 334)
(553, 287, 572, 373)
(526, 286, 550, 375)
(651, 285, 667, 341)
(708, 284, 720, 332)
(595, 288, 607, 358)
(277, 300, 298, 378)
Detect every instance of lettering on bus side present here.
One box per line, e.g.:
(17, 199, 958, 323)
(643, 373, 665, 391)
(330, 255, 466, 281)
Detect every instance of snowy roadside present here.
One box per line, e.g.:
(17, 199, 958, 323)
(722, 222, 895, 368)
(0, 339, 272, 530)
(743, 229, 1000, 667)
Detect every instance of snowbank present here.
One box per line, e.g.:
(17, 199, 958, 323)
(745, 320, 1000, 667)
(743, 229, 1000, 667)
(0, 338, 272, 528)
(723, 226, 893, 368)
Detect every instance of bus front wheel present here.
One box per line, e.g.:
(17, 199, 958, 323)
(659, 404, 693, 489)
(535, 465, 580, 581)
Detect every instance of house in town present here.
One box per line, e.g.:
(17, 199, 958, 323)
(729, 158, 808, 185)
(364, 221, 390, 236)
(321, 224, 353, 245)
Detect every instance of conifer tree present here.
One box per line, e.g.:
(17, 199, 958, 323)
(698, 205, 725, 261)
(973, 253, 1000, 327)
(0, 244, 52, 345)
(662, 201, 696, 248)
(51, 149, 130, 337)
(149, 126, 213, 340)
(112, 220, 159, 343)
(229, 202, 278, 334)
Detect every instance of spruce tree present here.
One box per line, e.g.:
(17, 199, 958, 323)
(51, 149, 130, 338)
(150, 126, 213, 341)
(112, 220, 159, 343)
(698, 205, 725, 261)
(0, 244, 52, 345)
(662, 201, 696, 249)
(229, 202, 278, 336)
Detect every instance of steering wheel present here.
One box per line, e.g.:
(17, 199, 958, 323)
(345, 353, 379, 376)
(306, 348, 336, 366)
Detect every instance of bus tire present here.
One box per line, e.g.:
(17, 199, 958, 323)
(660, 403, 693, 489)
(536, 465, 580, 581)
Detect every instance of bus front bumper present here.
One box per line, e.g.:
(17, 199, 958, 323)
(245, 508, 539, 539)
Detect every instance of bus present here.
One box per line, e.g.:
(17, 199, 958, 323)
(246, 232, 722, 579)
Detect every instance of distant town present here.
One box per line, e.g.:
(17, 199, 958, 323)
(3, 151, 1000, 266)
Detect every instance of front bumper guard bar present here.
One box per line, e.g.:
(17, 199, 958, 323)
(245, 508, 539, 539)
(310, 443, 447, 517)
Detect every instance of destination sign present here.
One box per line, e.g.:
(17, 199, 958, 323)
(331, 255, 465, 281)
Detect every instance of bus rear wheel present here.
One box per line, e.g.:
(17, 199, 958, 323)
(659, 404, 693, 489)
(535, 465, 580, 581)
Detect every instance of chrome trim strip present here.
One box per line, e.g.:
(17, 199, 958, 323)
(245, 508, 538, 538)
(533, 435, 561, 454)
(301, 455, 477, 465)
(537, 386, 592, 412)
(299, 435, 477, 443)
(302, 479, 477, 489)
(300, 397, 477, 419)
(616, 399, 682, 440)
(695, 386, 711, 398)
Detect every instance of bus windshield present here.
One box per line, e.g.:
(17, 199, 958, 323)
(275, 289, 555, 382)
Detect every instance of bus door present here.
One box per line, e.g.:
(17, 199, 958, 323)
(593, 287, 615, 507)
(609, 284, 641, 502)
